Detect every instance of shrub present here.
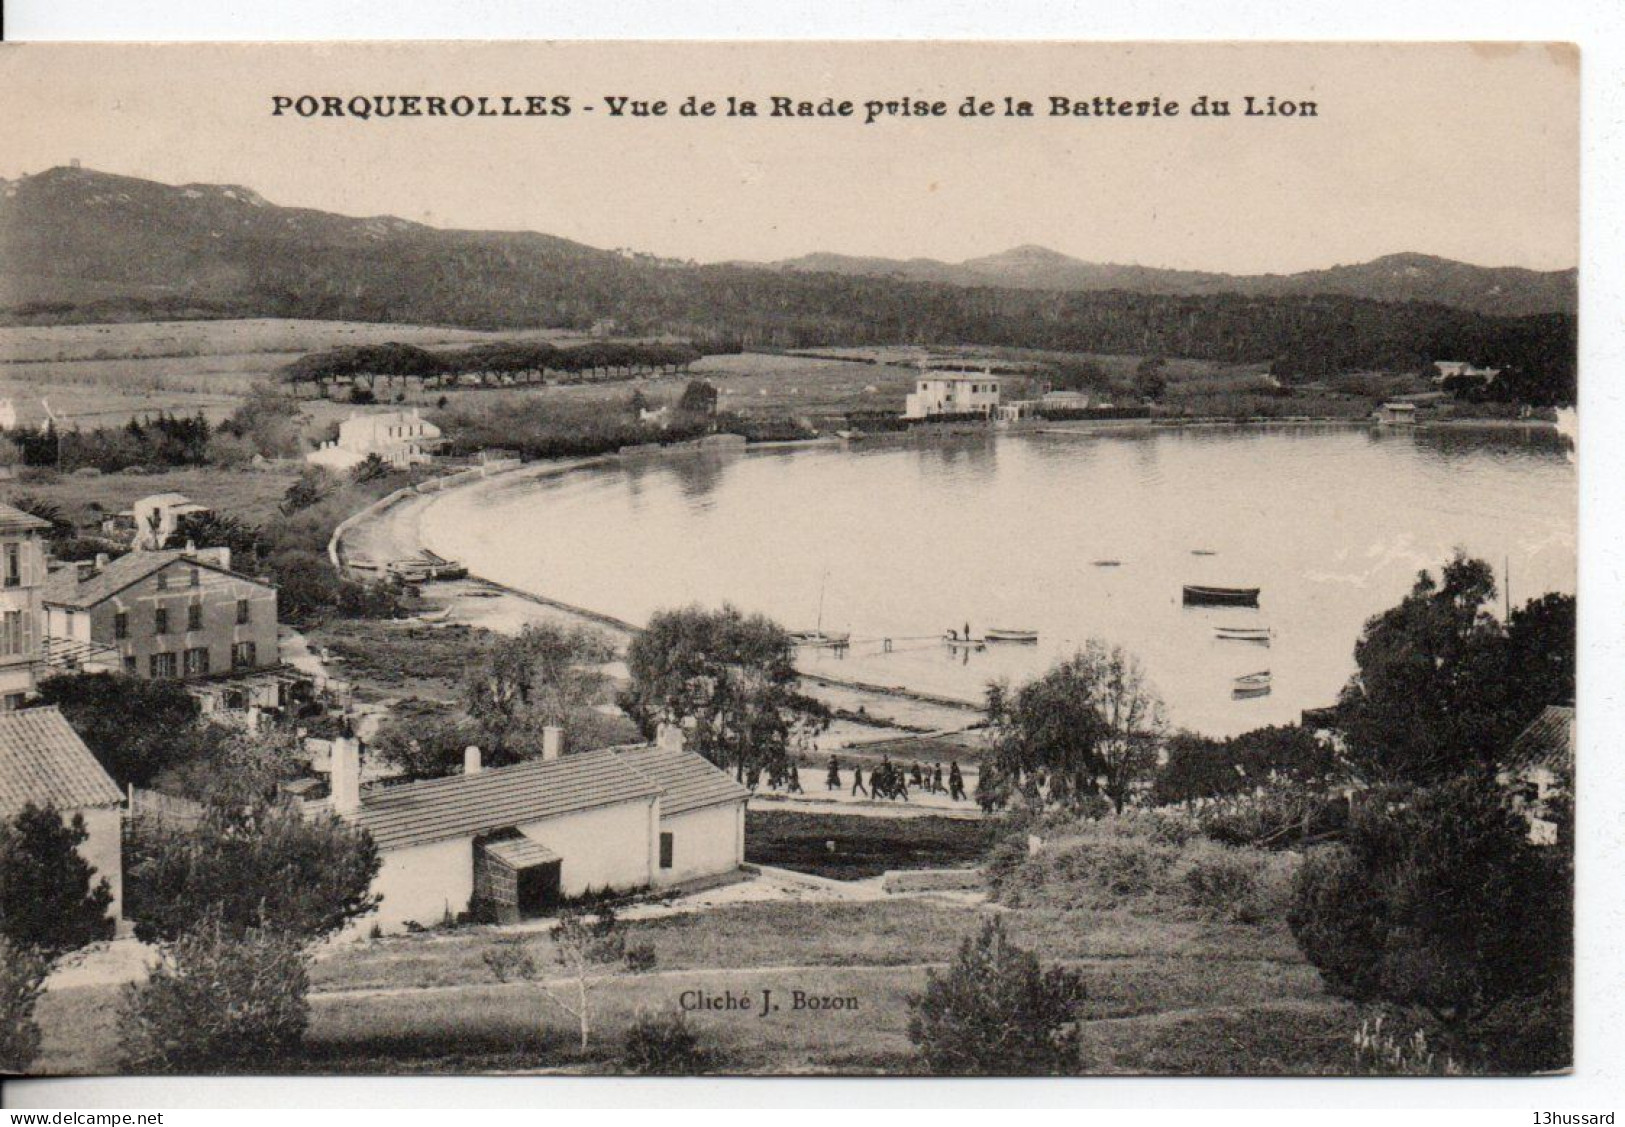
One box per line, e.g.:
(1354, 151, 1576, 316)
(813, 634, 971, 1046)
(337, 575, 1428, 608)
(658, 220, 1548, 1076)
(620, 1010, 712, 1075)
(1287, 773, 1571, 1072)
(35, 673, 204, 788)
(0, 804, 115, 959)
(996, 829, 1176, 910)
(1351, 1014, 1462, 1076)
(907, 916, 1087, 1075)
(1176, 840, 1269, 923)
(0, 938, 49, 1073)
(118, 920, 310, 1073)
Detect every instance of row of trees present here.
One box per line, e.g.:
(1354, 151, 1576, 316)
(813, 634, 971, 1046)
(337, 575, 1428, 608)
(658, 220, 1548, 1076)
(280, 340, 711, 396)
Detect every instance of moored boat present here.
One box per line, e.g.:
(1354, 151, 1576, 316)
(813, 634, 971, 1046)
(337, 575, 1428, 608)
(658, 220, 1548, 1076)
(790, 630, 851, 648)
(1183, 584, 1261, 607)
(943, 633, 987, 650)
(985, 628, 1039, 643)
(1092, 559, 1122, 568)
(1215, 625, 1272, 643)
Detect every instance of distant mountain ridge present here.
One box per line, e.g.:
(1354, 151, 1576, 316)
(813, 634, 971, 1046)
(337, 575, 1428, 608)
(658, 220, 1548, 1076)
(760, 246, 1577, 317)
(0, 166, 1577, 405)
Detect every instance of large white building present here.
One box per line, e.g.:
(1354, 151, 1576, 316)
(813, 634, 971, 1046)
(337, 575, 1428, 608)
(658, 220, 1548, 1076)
(903, 370, 1002, 419)
(314, 727, 750, 933)
(307, 408, 444, 472)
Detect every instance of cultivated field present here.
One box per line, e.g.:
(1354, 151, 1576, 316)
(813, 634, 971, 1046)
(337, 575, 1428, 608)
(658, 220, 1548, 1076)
(33, 896, 1354, 1075)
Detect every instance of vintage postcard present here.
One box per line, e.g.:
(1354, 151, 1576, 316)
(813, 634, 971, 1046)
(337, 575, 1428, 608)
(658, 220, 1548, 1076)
(0, 41, 1577, 1079)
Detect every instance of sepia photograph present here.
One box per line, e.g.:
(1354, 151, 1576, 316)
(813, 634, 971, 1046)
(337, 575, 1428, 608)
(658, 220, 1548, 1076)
(0, 40, 1580, 1083)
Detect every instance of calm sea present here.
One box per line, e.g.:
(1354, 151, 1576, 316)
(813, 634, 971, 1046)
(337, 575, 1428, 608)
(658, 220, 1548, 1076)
(424, 425, 1575, 737)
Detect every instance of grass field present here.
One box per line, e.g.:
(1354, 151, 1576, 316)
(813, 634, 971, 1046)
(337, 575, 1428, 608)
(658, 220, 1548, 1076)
(0, 464, 300, 530)
(745, 811, 990, 880)
(32, 897, 1353, 1075)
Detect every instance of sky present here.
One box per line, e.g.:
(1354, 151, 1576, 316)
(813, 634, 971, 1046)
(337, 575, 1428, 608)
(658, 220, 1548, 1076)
(0, 41, 1580, 273)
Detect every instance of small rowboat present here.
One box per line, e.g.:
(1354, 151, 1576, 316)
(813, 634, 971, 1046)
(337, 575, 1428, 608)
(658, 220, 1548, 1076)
(1191, 549, 1219, 556)
(1232, 671, 1272, 697)
(1215, 625, 1272, 644)
(944, 633, 987, 651)
(1092, 560, 1122, 568)
(1183, 584, 1261, 607)
(985, 628, 1039, 644)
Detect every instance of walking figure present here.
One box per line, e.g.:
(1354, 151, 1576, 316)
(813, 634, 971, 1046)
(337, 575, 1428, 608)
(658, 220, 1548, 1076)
(826, 754, 842, 791)
(851, 762, 868, 798)
(785, 764, 804, 794)
(911, 761, 924, 789)
(949, 760, 967, 802)
(932, 762, 945, 795)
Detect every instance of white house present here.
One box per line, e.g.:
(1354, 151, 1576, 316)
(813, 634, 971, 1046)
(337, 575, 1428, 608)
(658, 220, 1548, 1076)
(315, 727, 749, 933)
(307, 408, 444, 472)
(126, 493, 211, 550)
(903, 369, 1002, 419)
(0, 502, 50, 710)
(1499, 704, 1574, 846)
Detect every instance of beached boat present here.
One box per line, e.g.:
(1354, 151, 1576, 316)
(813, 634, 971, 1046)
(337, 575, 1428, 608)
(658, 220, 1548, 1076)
(1092, 560, 1122, 568)
(985, 628, 1039, 643)
(1183, 584, 1260, 607)
(1215, 625, 1272, 643)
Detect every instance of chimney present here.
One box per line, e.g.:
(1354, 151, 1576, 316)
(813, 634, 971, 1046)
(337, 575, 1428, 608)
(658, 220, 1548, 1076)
(542, 725, 565, 762)
(94, 552, 109, 572)
(331, 736, 362, 815)
(656, 722, 686, 753)
(464, 745, 482, 775)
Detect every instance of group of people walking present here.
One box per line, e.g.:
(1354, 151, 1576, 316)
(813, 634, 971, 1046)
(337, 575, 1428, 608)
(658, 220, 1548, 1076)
(826, 754, 967, 803)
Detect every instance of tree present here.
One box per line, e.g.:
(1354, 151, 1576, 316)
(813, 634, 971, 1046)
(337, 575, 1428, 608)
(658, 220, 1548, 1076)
(280, 467, 338, 515)
(350, 452, 391, 482)
(148, 728, 305, 808)
(1155, 724, 1337, 807)
(1134, 356, 1169, 402)
(483, 906, 655, 1052)
(3, 494, 73, 540)
(907, 916, 1087, 1075)
(464, 623, 615, 754)
(675, 379, 718, 417)
(619, 604, 829, 782)
(371, 708, 485, 779)
(36, 673, 205, 787)
(1287, 772, 1571, 1071)
(985, 641, 1165, 813)
(0, 938, 49, 1072)
(0, 804, 115, 960)
(117, 916, 310, 1073)
(1334, 554, 1573, 786)
(125, 801, 380, 944)
(165, 510, 263, 566)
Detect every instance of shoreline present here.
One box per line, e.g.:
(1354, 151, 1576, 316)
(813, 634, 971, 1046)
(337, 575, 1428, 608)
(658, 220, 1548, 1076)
(333, 413, 1565, 724)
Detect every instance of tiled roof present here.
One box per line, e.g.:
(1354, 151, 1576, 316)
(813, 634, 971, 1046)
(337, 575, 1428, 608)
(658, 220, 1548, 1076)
(1506, 705, 1575, 773)
(0, 706, 122, 816)
(615, 744, 751, 817)
(41, 549, 271, 609)
(0, 502, 51, 535)
(484, 834, 560, 868)
(318, 748, 662, 852)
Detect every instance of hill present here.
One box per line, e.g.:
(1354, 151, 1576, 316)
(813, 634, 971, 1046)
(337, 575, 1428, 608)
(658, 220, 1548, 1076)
(765, 246, 1576, 317)
(0, 167, 1577, 401)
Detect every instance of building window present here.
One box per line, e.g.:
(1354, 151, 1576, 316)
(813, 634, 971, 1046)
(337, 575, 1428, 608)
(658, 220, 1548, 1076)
(188, 603, 203, 631)
(236, 598, 250, 625)
(114, 611, 129, 640)
(232, 641, 257, 669)
(154, 607, 169, 635)
(3, 543, 20, 588)
(150, 652, 177, 679)
(190, 568, 200, 588)
(0, 611, 23, 657)
(183, 647, 210, 677)
(659, 832, 674, 870)
(156, 571, 168, 591)
(2, 692, 25, 712)
(123, 656, 137, 676)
